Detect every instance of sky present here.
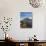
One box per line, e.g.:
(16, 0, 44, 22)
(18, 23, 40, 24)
(20, 12, 32, 18)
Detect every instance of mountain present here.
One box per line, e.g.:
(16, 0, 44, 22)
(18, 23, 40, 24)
(22, 18, 32, 22)
(20, 18, 32, 28)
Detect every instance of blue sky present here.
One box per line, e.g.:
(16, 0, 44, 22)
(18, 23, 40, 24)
(20, 12, 32, 18)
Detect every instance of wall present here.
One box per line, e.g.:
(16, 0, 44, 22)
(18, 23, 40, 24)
(0, 0, 46, 40)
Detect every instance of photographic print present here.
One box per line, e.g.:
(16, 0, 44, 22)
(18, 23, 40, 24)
(20, 12, 32, 28)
